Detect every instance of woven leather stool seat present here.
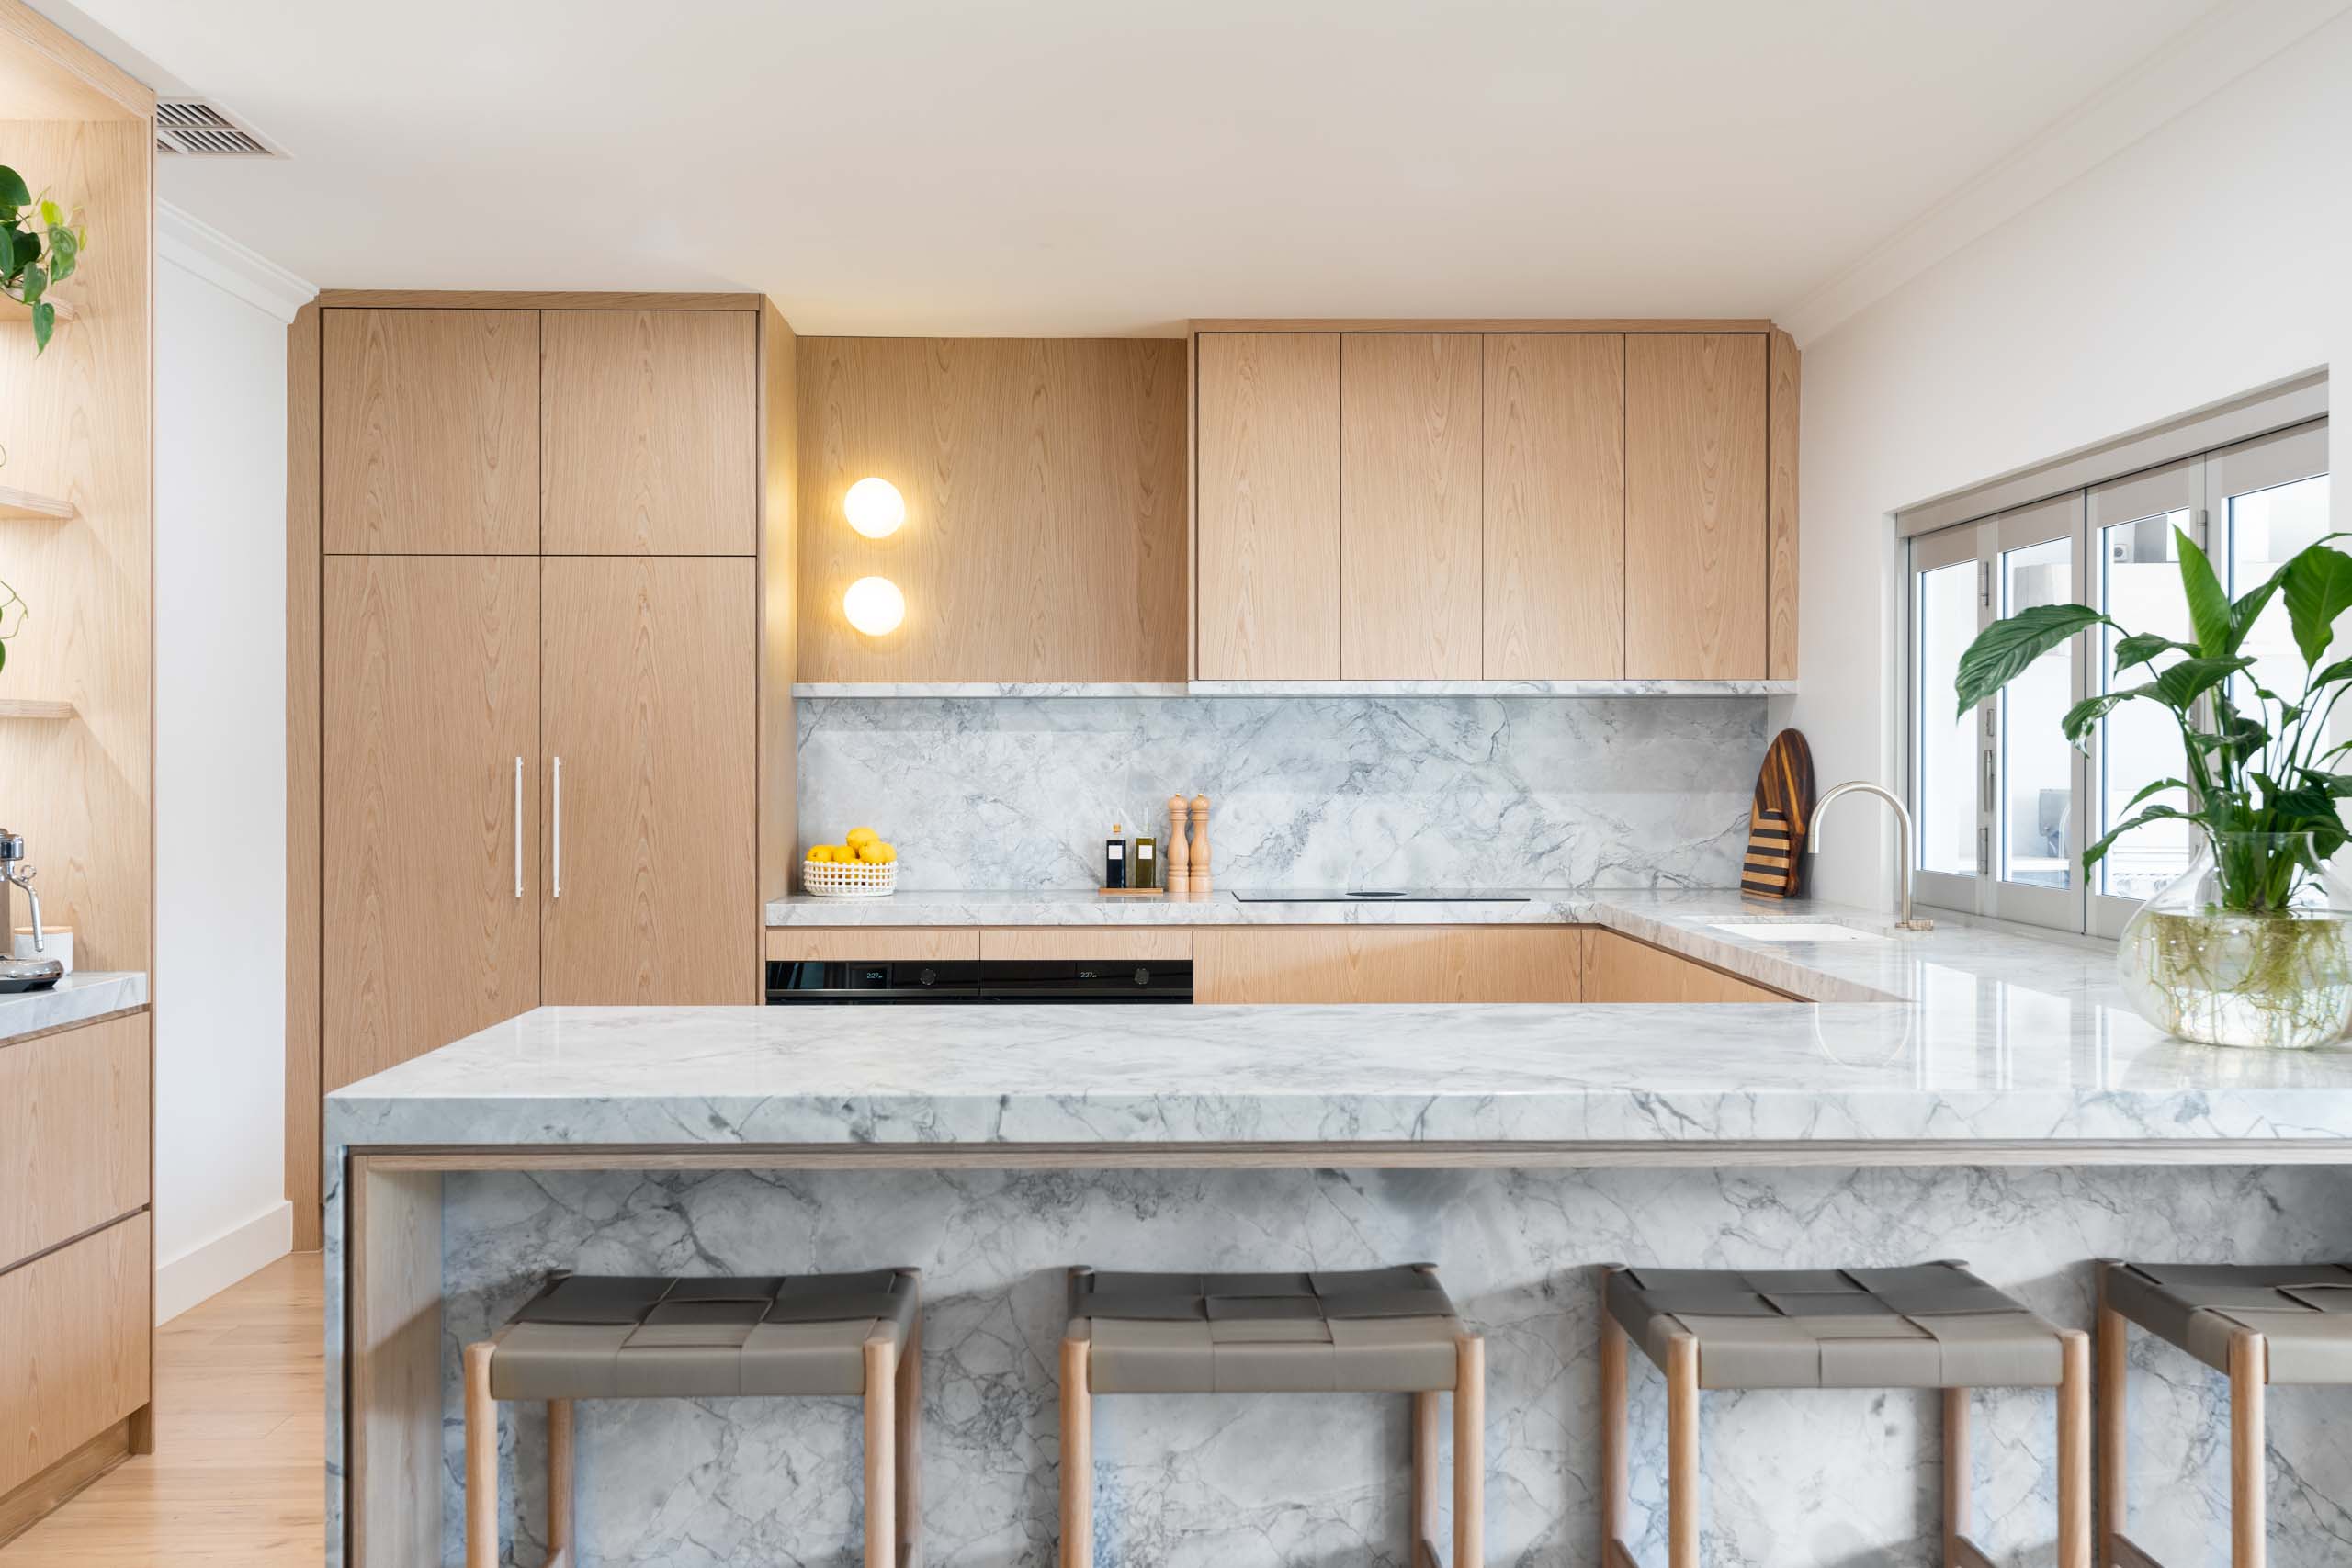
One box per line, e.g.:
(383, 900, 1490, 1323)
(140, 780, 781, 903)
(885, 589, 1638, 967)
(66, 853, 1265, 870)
(486, 1269, 918, 1401)
(2104, 1260, 2352, 1385)
(1067, 1265, 1462, 1394)
(1606, 1261, 2065, 1390)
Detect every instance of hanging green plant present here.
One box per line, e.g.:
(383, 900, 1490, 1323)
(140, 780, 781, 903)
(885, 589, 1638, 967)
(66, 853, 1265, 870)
(0, 164, 85, 355)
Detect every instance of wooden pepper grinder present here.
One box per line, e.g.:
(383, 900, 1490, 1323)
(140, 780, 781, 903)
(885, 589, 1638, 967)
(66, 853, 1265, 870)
(1189, 794, 1213, 893)
(1165, 794, 1190, 893)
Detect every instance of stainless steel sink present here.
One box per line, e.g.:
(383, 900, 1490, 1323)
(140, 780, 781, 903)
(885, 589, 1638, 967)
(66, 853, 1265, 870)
(1707, 920, 1885, 942)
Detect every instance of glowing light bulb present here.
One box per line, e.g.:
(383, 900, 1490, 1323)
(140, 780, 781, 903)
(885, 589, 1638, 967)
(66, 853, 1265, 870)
(843, 477, 905, 539)
(842, 576, 905, 637)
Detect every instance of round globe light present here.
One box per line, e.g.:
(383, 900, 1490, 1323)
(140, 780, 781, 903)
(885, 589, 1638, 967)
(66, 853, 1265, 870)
(843, 477, 906, 539)
(842, 576, 906, 637)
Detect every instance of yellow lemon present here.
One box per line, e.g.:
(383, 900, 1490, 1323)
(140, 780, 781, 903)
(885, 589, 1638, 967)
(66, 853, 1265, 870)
(807, 845, 833, 863)
(855, 842, 886, 863)
(846, 826, 879, 849)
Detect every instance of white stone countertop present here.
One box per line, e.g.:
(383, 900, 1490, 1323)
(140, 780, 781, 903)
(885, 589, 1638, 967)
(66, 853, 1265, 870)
(0, 970, 147, 1044)
(330, 894, 2352, 1152)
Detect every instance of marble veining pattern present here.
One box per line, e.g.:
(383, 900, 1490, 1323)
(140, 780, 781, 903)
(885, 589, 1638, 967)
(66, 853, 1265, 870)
(429, 1163, 2352, 1567)
(0, 969, 147, 1043)
(793, 695, 1767, 891)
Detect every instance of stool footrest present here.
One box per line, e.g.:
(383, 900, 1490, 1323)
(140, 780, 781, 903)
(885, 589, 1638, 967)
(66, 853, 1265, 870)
(2108, 1533, 2167, 1568)
(1416, 1536, 1441, 1568)
(1606, 1536, 1642, 1568)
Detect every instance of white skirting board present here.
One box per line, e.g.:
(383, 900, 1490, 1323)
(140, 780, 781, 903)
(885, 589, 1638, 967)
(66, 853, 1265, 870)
(154, 1200, 294, 1323)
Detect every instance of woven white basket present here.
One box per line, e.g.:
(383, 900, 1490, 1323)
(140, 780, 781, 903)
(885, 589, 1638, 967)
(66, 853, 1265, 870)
(802, 858, 899, 898)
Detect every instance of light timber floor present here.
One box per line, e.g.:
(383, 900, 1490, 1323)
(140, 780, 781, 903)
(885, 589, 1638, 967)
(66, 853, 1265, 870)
(1, 1251, 323, 1566)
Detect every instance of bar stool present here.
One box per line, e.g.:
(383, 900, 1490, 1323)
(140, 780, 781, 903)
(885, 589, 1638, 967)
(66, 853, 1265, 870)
(1058, 1263, 1484, 1568)
(2098, 1259, 2352, 1568)
(463, 1268, 922, 1568)
(1600, 1261, 2089, 1568)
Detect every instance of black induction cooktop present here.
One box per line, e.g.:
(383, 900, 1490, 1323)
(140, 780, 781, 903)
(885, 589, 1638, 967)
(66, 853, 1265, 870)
(1227, 890, 1532, 902)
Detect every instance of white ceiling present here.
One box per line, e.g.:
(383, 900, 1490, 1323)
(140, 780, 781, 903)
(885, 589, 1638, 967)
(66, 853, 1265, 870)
(44, 0, 2233, 335)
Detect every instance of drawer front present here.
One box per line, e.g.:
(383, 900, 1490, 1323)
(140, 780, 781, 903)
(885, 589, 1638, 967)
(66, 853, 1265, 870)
(978, 928, 1193, 964)
(765, 929, 980, 964)
(1, 1012, 149, 1270)
(0, 1212, 149, 1495)
(1195, 927, 1582, 1003)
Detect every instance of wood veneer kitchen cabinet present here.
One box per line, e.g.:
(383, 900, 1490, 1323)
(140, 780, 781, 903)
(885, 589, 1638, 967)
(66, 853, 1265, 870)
(0, 1213, 149, 1498)
(1340, 333, 1483, 679)
(541, 310, 759, 555)
(541, 558, 759, 1003)
(0, 1014, 148, 1270)
(323, 309, 540, 554)
(324, 557, 541, 1091)
(1483, 334, 1626, 678)
(1194, 333, 1341, 679)
(1193, 927, 1583, 1003)
(1579, 927, 1798, 1003)
(1624, 333, 1769, 679)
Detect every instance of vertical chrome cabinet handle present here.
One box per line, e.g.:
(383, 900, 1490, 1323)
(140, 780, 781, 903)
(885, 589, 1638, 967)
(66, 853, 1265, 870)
(513, 757, 524, 898)
(551, 756, 563, 898)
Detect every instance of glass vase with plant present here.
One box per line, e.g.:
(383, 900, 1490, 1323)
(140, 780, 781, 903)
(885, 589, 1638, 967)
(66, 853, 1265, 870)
(1, 164, 83, 355)
(1956, 525, 2352, 1048)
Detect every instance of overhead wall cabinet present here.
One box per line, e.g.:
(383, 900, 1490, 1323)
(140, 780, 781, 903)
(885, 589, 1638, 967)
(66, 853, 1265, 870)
(291, 291, 795, 1243)
(1188, 320, 1799, 684)
(0, 0, 158, 1538)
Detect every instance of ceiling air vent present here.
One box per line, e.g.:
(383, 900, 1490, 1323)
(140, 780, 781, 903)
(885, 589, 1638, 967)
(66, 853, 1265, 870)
(154, 98, 281, 158)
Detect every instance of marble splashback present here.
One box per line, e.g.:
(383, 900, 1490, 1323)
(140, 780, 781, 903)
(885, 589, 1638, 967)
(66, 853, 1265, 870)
(437, 1162, 2352, 1568)
(794, 695, 1767, 889)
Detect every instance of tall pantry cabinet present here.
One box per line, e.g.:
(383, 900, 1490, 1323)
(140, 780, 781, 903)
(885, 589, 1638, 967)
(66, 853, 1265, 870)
(292, 294, 790, 1241)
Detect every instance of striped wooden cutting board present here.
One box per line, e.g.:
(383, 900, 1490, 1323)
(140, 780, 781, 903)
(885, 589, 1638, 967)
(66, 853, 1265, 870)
(1740, 728, 1815, 899)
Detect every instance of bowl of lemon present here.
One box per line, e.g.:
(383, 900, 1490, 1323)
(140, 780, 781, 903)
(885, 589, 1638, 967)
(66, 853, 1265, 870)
(804, 827, 899, 897)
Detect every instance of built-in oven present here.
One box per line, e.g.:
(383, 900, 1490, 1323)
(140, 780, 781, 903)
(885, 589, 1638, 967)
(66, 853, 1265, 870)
(765, 959, 1192, 1004)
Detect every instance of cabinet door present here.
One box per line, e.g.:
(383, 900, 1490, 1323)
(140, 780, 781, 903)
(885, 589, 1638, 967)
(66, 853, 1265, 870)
(0, 1213, 148, 1496)
(1484, 334, 1626, 678)
(1340, 333, 1482, 679)
(541, 310, 759, 555)
(1625, 333, 1768, 679)
(323, 309, 539, 554)
(1579, 928, 1795, 1002)
(542, 558, 758, 1003)
(1195, 927, 1581, 1002)
(0, 1013, 148, 1269)
(1195, 333, 1340, 679)
(325, 557, 540, 1089)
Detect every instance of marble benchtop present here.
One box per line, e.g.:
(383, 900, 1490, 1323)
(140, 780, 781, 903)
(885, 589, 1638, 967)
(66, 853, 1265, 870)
(0, 970, 147, 1045)
(329, 892, 2352, 1151)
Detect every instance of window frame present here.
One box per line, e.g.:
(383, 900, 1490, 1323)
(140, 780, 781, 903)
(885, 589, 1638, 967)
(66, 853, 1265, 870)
(1903, 414, 2328, 939)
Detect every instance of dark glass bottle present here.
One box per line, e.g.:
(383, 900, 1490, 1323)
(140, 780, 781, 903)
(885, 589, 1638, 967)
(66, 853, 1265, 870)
(1104, 825, 1128, 888)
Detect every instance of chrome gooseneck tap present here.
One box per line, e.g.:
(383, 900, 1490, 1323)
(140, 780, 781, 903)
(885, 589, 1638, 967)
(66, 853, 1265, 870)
(0, 829, 43, 952)
(1806, 783, 1935, 932)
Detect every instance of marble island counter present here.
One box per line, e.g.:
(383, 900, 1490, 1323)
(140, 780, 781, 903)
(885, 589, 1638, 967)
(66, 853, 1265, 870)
(327, 897, 2352, 1568)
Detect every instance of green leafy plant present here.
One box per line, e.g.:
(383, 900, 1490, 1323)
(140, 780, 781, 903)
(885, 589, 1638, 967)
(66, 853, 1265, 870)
(1, 164, 84, 355)
(1954, 526, 2352, 913)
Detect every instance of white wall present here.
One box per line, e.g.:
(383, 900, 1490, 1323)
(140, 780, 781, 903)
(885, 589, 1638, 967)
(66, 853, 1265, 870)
(1790, 9, 2352, 908)
(151, 208, 310, 1320)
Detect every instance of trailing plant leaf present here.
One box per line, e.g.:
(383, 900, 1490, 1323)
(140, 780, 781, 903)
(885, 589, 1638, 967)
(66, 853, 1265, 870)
(2174, 525, 2233, 657)
(1954, 604, 2108, 717)
(0, 165, 25, 210)
(2283, 545, 2352, 668)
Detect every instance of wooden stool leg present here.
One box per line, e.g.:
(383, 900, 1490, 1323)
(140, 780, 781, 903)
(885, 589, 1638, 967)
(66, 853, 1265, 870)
(2230, 1332, 2267, 1568)
(1666, 1334, 1699, 1568)
(2058, 1332, 2090, 1568)
(1410, 1390, 1441, 1563)
(2097, 1269, 2127, 1563)
(463, 1342, 497, 1568)
(1600, 1303, 1629, 1566)
(1941, 1387, 1970, 1568)
(547, 1398, 575, 1568)
(1453, 1335, 1485, 1568)
(865, 1335, 899, 1568)
(1060, 1335, 1093, 1568)
(898, 1307, 923, 1567)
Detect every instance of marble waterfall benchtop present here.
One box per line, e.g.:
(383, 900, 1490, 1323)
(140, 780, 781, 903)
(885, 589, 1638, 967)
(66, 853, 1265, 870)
(329, 893, 2352, 1152)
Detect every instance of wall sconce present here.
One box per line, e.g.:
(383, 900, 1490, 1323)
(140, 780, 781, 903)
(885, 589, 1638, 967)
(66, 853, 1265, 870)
(842, 575, 905, 637)
(844, 477, 905, 539)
